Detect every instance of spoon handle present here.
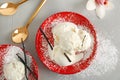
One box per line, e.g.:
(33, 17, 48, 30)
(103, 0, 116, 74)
(25, 0, 46, 29)
(17, 0, 28, 5)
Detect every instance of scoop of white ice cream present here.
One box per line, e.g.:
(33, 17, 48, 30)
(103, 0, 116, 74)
(52, 22, 78, 45)
(49, 45, 85, 66)
(59, 31, 82, 55)
(49, 22, 92, 66)
(3, 60, 25, 80)
(49, 45, 76, 66)
(78, 29, 92, 51)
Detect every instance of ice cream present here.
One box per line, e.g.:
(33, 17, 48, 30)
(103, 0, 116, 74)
(3, 60, 25, 80)
(3, 46, 32, 80)
(48, 22, 92, 66)
(78, 29, 92, 51)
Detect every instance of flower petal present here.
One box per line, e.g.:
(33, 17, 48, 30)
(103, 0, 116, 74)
(86, 0, 96, 10)
(95, 0, 106, 5)
(96, 5, 106, 19)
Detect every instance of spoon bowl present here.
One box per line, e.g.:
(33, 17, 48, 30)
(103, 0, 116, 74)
(12, 0, 46, 43)
(0, 0, 28, 16)
(12, 26, 28, 43)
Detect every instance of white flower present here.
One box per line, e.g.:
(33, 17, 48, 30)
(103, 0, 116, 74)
(86, 0, 114, 19)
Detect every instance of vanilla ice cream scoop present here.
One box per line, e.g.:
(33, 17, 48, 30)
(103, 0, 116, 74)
(49, 22, 92, 66)
(78, 29, 92, 51)
(49, 45, 76, 66)
(52, 22, 78, 45)
(61, 31, 82, 54)
(3, 60, 25, 80)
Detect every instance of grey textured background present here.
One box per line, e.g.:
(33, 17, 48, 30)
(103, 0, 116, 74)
(0, 0, 120, 80)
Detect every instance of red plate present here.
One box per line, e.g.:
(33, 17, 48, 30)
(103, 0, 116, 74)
(0, 44, 38, 80)
(35, 12, 97, 74)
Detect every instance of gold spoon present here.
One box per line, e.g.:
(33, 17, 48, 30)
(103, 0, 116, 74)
(0, 0, 28, 16)
(12, 0, 46, 43)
